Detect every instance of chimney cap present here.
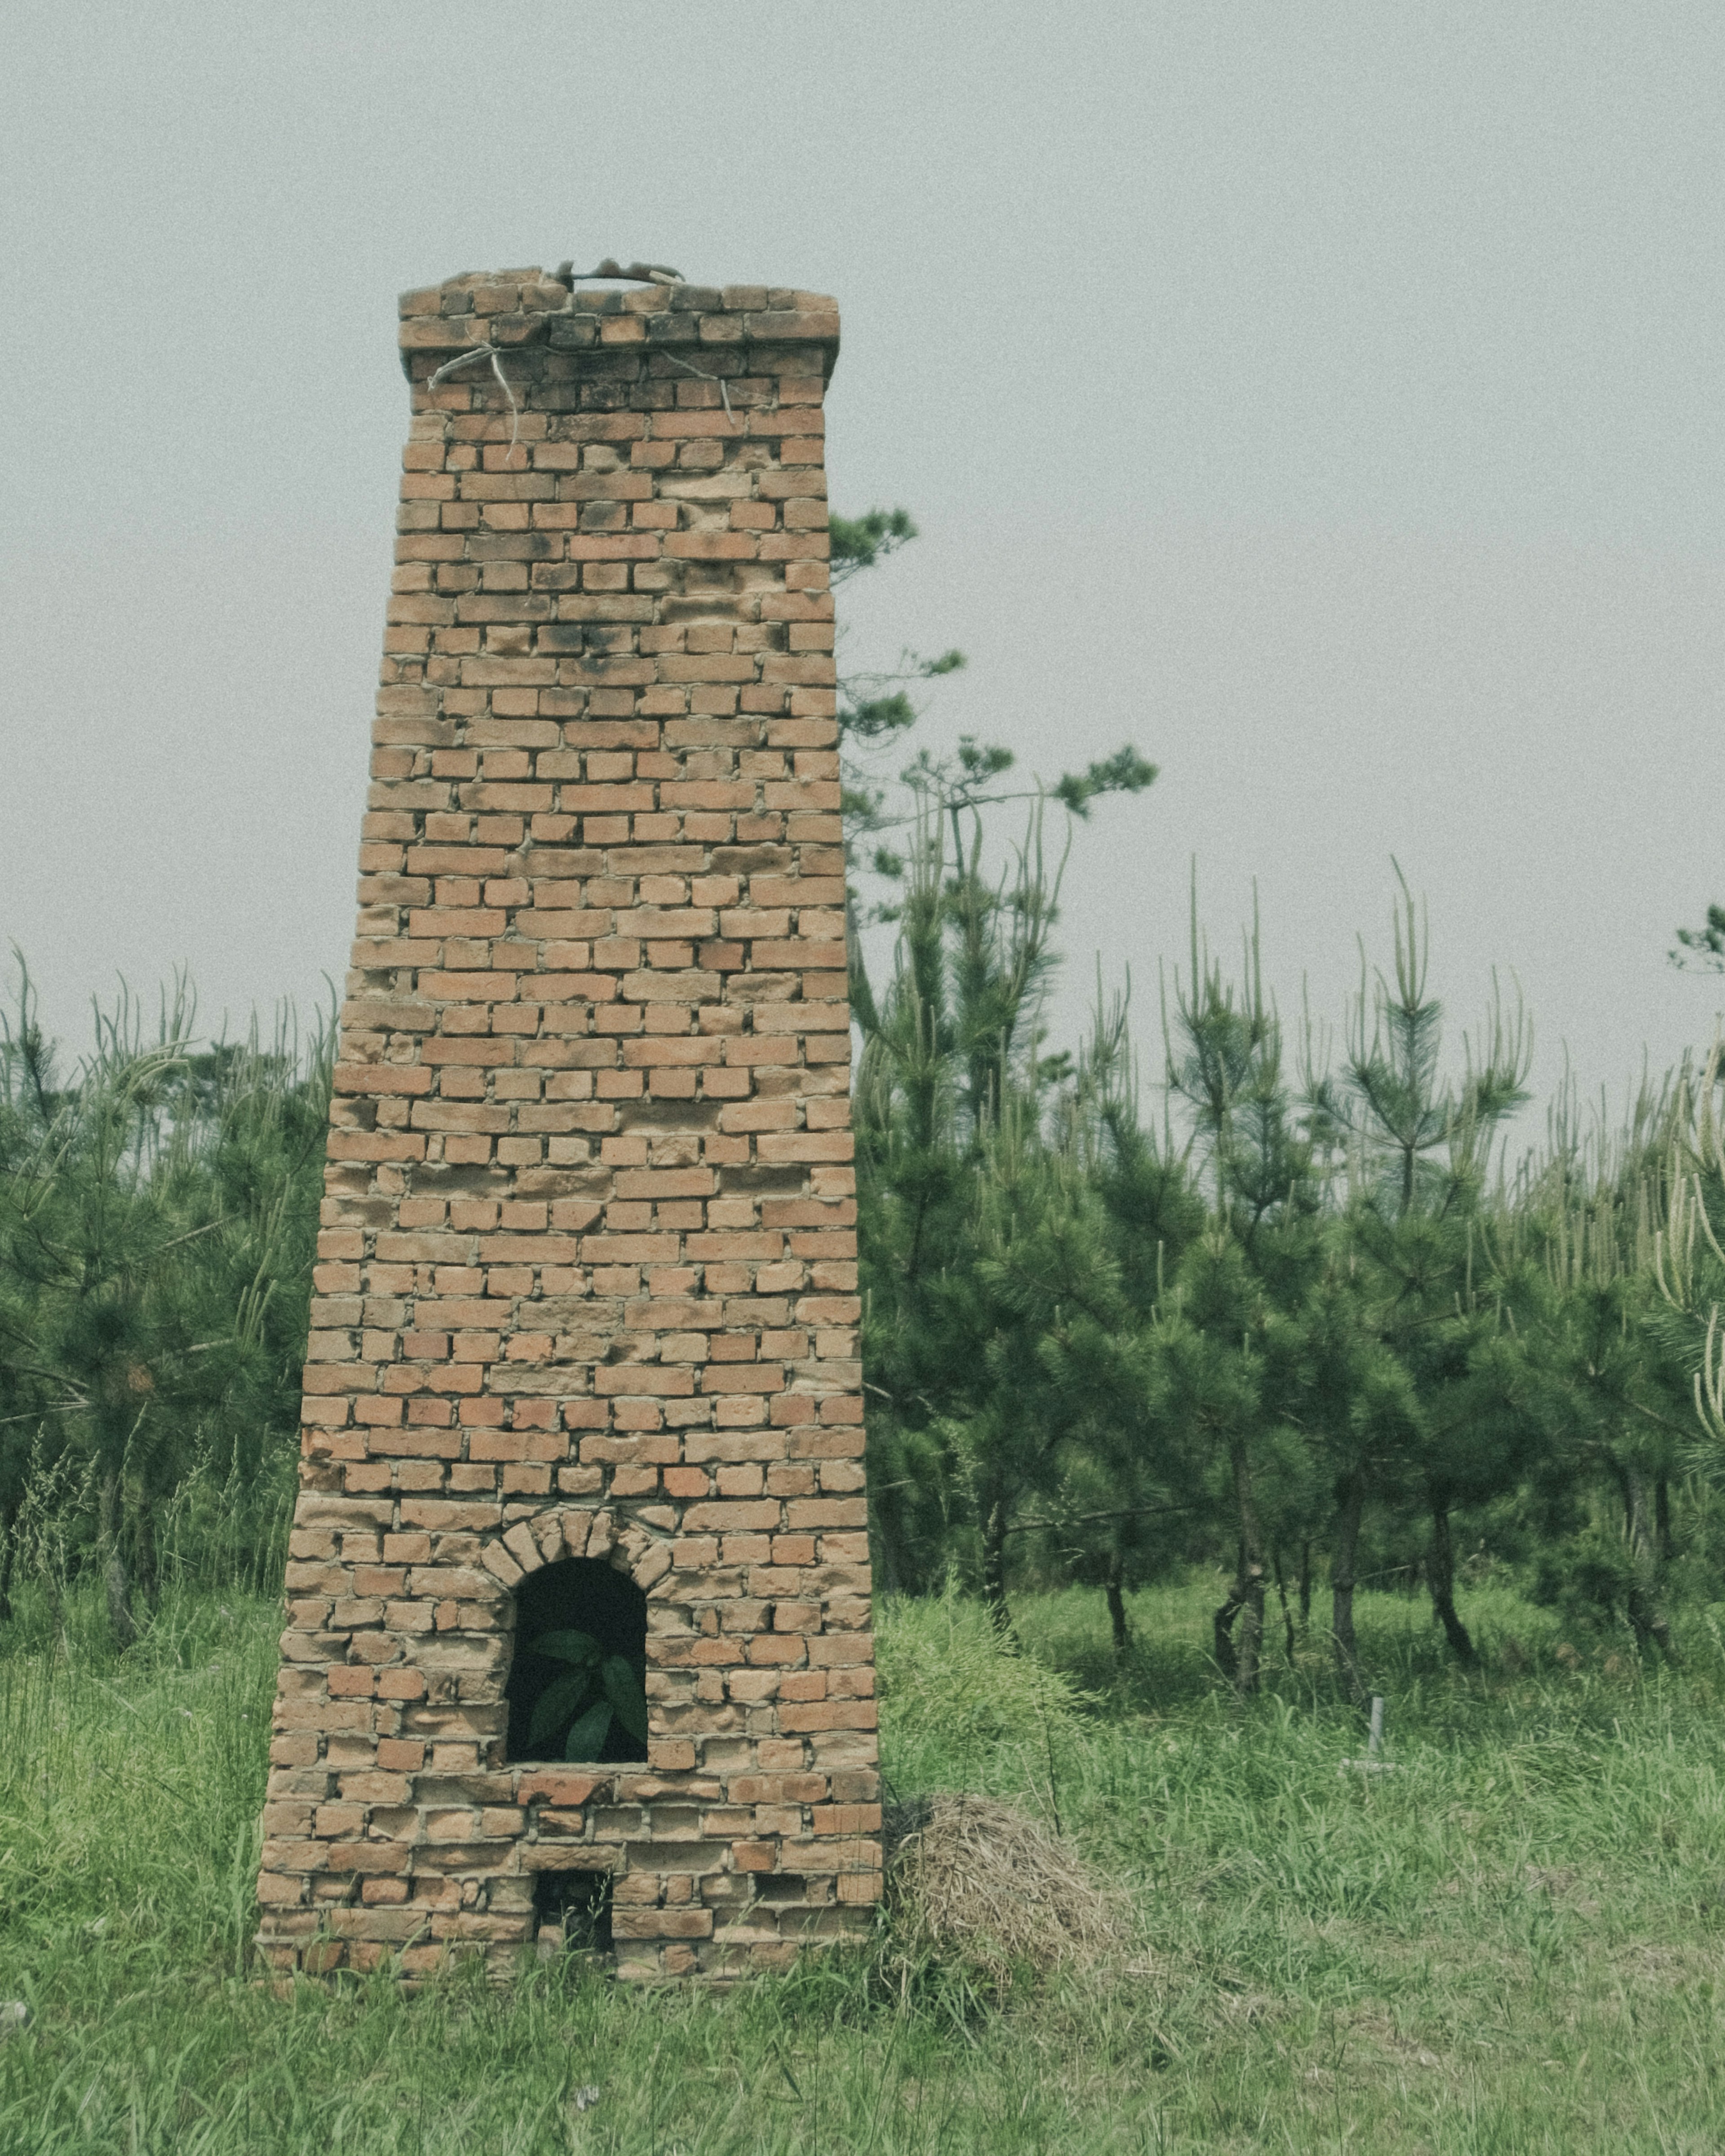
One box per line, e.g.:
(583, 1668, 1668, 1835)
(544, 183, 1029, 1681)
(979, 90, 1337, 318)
(399, 267, 837, 337)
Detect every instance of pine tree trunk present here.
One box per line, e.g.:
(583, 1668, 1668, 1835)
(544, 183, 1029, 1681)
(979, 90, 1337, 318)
(1331, 1472, 1367, 1706)
(1234, 1577, 1264, 1695)
(1426, 1502, 1477, 1666)
(1298, 1539, 1312, 1628)
(981, 1496, 1013, 1635)
(1105, 1549, 1131, 1655)
(1656, 1476, 1674, 1564)
(99, 1470, 137, 1650)
(1224, 1436, 1265, 1695)
(1624, 1467, 1678, 1661)
(1213, 1562, 1240, 1681)
(1272, 1547, 1297, 1661)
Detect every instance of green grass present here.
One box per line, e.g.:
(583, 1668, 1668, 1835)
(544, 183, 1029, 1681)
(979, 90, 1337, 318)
(1, 1576, 1725, 2150)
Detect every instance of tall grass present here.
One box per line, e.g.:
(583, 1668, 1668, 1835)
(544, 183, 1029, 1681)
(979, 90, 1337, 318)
(0, 1578, 1723, 2149)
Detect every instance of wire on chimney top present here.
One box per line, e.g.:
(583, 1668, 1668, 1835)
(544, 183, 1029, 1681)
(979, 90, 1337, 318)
(425, 344, 522, 459)
(425, 307, 738, 446)
(559, 258, 685, 286)
(657, 349, 739, 429)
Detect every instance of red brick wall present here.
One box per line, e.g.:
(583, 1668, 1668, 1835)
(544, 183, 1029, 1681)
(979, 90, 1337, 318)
(255, 269, 878, 1982)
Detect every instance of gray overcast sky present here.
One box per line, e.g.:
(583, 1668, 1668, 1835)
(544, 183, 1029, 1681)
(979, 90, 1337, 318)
(2, 1, 1721, 1126)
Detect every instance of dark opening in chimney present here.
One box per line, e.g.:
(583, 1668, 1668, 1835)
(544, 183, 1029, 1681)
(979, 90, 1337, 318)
(505, 1557, 649, 1764)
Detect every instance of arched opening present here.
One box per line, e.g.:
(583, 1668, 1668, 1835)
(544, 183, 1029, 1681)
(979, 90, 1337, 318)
(504, 1556, 649, 1764)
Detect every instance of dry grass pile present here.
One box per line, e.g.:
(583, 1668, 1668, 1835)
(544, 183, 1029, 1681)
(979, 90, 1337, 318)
(882, 1791, 1129, 1991)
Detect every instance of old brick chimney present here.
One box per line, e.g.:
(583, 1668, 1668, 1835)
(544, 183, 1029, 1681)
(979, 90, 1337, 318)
(255, 268, 879, 1982)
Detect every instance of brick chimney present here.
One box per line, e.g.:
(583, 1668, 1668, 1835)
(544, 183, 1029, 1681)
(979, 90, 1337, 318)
(256, 269, 878, 1982)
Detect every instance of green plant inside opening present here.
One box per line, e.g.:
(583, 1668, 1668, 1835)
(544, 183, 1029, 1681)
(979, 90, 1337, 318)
(524, 1627, 648, 1761)
(504, 1558, 650, 1763)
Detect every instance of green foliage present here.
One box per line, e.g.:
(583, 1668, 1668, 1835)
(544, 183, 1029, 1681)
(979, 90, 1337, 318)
(828, 505, 919, 584)
(827, 503, 1725, 1694)
(1530, 1520, 1647, 1633)
(1671, 899, 1725, 970)
(833, 507, 1148, 918)
(522, 1629, 649, 1760)
(1050, 746, 1159, 819)
(0, 963, 328, 1641)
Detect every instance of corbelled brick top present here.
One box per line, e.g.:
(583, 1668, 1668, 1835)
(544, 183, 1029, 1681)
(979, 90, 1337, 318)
(255, 263, 877, 1985)
(398, 269, 840, 374)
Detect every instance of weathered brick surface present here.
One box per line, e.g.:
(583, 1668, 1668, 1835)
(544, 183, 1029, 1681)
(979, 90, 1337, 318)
(255, 268, 877, 1982)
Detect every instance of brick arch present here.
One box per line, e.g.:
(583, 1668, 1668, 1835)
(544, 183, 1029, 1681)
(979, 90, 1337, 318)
(491, 1507, 664, 1770)
(481, 1505, 674, 1605)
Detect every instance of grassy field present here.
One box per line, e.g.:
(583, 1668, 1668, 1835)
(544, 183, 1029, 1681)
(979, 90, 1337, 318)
(0, 1577, 1723, 2151)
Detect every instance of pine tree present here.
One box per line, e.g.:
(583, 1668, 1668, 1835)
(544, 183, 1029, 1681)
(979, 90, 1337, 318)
(0, 967, 329, 1637)
(1522, 1087, 1688, 1657)
(1309, 874, 1533, 1665)
(1159, 892, 1325, 1692)
(834, 508, 1159, 1604)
